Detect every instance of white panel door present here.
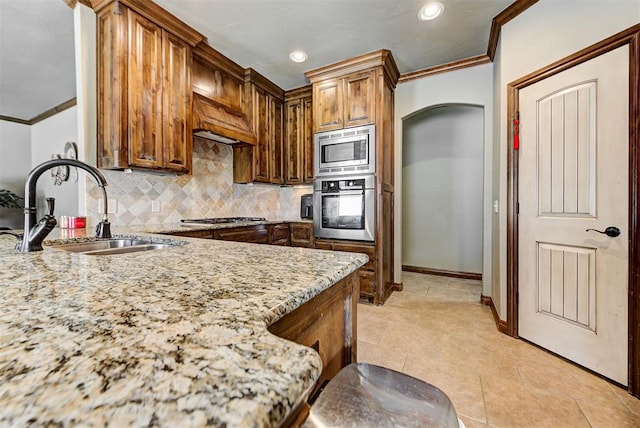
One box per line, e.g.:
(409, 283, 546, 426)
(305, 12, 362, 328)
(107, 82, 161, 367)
(518, 46, 629, 385)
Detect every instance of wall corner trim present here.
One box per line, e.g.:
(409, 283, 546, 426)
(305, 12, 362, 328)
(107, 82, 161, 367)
(481, 294, 509, 335)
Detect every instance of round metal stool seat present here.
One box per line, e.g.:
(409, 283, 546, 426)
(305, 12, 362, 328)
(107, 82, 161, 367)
(304, 363, 463, 428)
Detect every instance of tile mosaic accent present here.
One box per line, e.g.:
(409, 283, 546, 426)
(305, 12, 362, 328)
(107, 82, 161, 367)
(85, 140, 312, 226)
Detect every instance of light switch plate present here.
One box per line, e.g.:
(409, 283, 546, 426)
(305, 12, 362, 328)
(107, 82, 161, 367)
(108, 199, 117, 214)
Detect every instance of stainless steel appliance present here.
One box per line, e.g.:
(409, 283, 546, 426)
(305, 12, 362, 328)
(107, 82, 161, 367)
(300, 194, 313, 219)
(314, 124, 375, 177)
(313, 175, 375, 241)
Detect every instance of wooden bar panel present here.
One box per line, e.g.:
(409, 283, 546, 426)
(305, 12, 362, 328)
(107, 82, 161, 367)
(268, 271, 359, 401)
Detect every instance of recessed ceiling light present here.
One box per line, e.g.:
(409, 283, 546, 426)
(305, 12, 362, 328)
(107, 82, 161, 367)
(289, 50, 308, 63)
(418, 2, 444, 21)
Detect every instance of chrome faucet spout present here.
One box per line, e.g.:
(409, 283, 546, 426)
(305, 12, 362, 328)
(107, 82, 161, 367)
(19, 159, 112, 252)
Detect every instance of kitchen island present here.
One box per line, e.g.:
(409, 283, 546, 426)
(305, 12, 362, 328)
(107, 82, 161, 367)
(0, 228, 366, 426)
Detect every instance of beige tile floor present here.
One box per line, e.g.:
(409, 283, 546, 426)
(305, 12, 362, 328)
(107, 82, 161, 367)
(357, 271, 640, 428)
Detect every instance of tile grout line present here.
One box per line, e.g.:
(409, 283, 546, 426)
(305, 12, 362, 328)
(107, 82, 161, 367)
(574, 398, 595, 428)
(605, 381, 637, 416)
(479, 375, 490, 426)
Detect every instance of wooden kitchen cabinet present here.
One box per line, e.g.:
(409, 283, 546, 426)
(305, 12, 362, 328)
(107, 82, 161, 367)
(268, 270, 358, 403)
(167, 229, 213, 239)
(168, 223, 290, 246)
(232, 69, 284, 184)
(214, 225, 270, 244)
(284, 86, 314, 185)
(270, 223, 291, 246)
(290, 222, 314, 248)
(306, 50, 399, 305)
(311, 70, 374, 133)
(314, 239, 376, 300)
(190, 43, 257, 146)
(95, 1, 203, 173)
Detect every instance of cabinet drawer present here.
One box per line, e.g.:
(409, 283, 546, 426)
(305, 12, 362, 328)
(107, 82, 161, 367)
(166, 229, 213, 239)
(314, 240, 333, 250)
(316, 240, 375, 270)
(290, 222, 314, 248)
(359, 270, 375, 296)
(214, 226, 269, 243)
(271, 224, 290, 242)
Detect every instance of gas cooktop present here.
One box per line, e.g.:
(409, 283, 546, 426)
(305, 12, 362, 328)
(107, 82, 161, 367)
(180, 217, 266, 225)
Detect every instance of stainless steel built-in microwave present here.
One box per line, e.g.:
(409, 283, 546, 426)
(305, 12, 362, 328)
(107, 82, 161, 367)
(314, 124, 375, 177)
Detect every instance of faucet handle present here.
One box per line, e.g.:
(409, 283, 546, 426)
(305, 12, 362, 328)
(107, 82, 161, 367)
(46, 197, 55, 217)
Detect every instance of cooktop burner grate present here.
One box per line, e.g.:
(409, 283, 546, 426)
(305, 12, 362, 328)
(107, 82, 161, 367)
(180, 217, 266, 224)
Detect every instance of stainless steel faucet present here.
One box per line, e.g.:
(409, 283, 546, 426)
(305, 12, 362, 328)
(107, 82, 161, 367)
(17, 158, 112, 252)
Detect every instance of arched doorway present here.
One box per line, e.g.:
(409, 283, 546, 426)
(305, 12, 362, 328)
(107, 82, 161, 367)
(402, 104, 484, 278)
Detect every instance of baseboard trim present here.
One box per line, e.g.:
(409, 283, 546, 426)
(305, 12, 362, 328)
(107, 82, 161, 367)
(402, 265, 482, 281)
(392, 282, 403, 291)
(481, 294, 508, 335)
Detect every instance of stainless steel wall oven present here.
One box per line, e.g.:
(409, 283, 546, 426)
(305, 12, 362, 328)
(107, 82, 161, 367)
(313, 175, 375, 241)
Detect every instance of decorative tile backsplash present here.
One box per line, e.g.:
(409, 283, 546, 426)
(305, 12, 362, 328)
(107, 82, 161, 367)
(85, 140, 312, 227)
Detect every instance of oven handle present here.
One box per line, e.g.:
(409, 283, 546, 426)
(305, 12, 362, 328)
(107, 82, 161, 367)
(320, 190, 365, 196)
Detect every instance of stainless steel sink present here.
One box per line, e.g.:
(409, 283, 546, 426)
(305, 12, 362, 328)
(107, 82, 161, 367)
(50, 238, 182, 255)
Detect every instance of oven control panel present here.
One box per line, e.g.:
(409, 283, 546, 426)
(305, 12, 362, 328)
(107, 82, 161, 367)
(321, 178, 366, 192)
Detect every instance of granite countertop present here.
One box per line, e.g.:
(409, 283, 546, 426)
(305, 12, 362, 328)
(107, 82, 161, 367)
(0, 227, 366, 427)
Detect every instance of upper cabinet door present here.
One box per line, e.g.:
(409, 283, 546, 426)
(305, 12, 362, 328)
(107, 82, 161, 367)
(96, 0, 204, 174)
(270, 97, 284, 184)
(343, 71, 374, 128)
(127, 12, 163, 169)
(162, 31, 192, 173)
(302, 96, 314, 184)
(313, 78, 343, 132)
(253, 86, 270, 182)
(285, 98, 303, 184)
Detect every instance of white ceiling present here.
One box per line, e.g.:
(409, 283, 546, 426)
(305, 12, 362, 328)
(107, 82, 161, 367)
(0, 0, 513, 122)
(0, 0, 75, 122)
(155, 0, 513, 88)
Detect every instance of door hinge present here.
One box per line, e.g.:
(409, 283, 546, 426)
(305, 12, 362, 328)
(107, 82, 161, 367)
(516, 202, 520, 214)
(516, 292, 519, 305)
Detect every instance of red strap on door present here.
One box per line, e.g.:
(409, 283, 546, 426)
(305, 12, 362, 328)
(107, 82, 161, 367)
(513, 112, 520, 150)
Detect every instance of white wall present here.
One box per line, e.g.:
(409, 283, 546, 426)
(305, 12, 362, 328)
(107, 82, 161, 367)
(30, 107, 80, 218)
(395, 63, 494, 295)
(74, 4, 97, 215)
(0, 121, 31, 228)
(493, 0, 640, 318)
(402, 105, 484, 274)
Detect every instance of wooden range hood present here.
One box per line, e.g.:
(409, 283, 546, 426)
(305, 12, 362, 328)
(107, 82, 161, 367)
(191, 44, 257, 146)
(192, 93, 257, 146)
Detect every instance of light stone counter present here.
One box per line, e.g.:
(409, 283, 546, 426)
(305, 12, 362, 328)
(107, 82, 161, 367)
(0, 227, 367, 427)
